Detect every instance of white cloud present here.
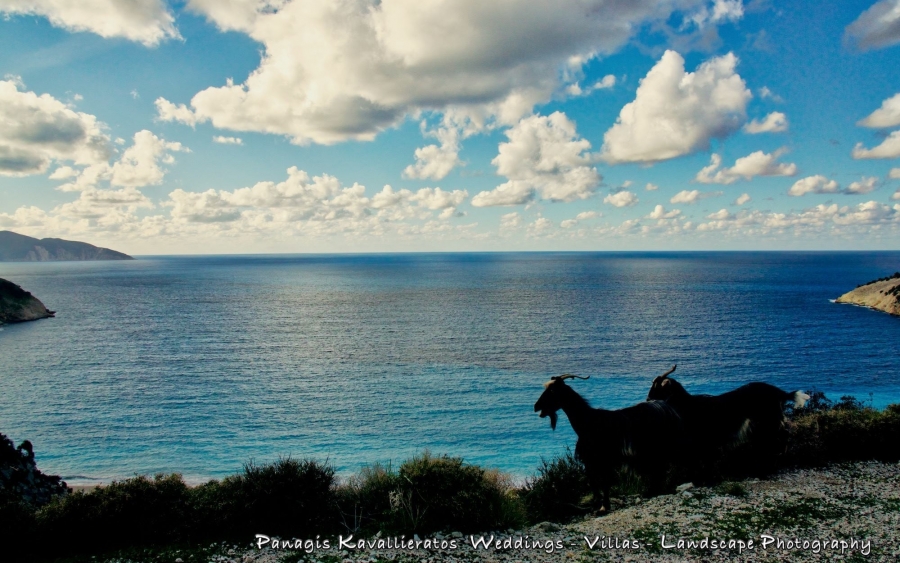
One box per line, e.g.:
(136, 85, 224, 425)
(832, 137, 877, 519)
(670, 189, 721, 204)
(645, 183, 659, 191)
(758, 86, 783, 103)
(689, 0, 744, 28)
(472, 112, 600, 207)
(0, 0, 178, 46)
(155, 98, 204, 127)
(171, 1, 711, 145)
(499, 212, 521, 229)
(857, 93, 900, 128)
(845, 0, 900, 51)
(213, 136, 243, 145)
(697, 201, 900, 234)
(695, 149, 797, 184)
(892, 188, 900, 200)
(788, 175, 840, 196)
(890, 167, 900, 179)
(576, 211, 599, 220)
(743, 111, 788, 134)
(846, 176, 879, 195)
(735, 193, 751, 205)
(527, 216, 552, 234)
(109, 130, 188, 188)
(600, 51, 750, 164)
(647, 204, 681, 219)
(403, 126, 462, 181)
(852, 131, 900, 159)
(51, 130, 188, 193)
(0, 80, 110, 177)
(604, 190, 638, 207)
(566, 74, 616, 96)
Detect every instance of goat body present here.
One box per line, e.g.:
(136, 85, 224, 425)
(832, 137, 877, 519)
(535, 377, 683, 512)
(647, 367, 809, 478)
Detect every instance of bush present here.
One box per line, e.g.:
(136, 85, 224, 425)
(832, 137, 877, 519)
(521, 448, 591, 523)
(786, 399, 900, 466)
(337, 452, 524, 535)
(35, 474, 192, 554)
(192, 457, 338, 540)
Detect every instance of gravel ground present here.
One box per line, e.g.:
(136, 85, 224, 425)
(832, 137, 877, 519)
(125, 461, 900, 563)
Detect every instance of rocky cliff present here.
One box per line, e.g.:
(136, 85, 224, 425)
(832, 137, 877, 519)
(0, 230, 132, 261)
(835, 272, 900, 316)
(0, 278, 55, 324)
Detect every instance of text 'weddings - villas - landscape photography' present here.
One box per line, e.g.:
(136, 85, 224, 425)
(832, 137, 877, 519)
(2, 1, 900, 562)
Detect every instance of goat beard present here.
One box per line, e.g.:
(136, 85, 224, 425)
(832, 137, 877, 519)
(547, 411, 557, 430)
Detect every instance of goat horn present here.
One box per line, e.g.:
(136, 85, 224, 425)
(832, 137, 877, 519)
(660, 365, 676, 379)
(552, 373, 591, 381)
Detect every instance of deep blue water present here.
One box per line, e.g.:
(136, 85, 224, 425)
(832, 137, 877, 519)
(1, 252, 899, 485)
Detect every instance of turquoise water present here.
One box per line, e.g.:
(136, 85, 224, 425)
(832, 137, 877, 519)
(1, 252, 899, 484)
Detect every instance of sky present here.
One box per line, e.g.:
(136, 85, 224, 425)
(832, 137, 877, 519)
(1, 0, 900, 254)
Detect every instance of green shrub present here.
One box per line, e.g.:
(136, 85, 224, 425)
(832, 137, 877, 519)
(521, 448, 591, 523)
(335, 462, 400, 534)
(35, 473, 192, 553)
(367, 452, 524, 534)
(786, 401, 900, 466)
(192, 457, 338, 540)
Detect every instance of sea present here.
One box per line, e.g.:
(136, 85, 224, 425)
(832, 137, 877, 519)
(1, 252, 899, 485)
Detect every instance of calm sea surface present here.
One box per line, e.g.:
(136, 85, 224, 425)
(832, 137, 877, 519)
(1, 252, 899, 484)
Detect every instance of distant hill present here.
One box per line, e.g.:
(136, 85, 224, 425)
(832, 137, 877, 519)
(0, 231, 132, 261)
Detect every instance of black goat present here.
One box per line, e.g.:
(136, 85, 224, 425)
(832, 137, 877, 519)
(646, 365, 809, 478)
(534, 374, 684, 512)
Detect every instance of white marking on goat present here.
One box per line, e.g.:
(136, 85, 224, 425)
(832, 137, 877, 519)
(543, 380, 554, 389)
(794, 391, 810, 409)
(736, 418, 752, 444)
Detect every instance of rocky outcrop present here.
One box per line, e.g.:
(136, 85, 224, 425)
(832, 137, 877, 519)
(836, 272, 900, 316)
(0, 278, 55, 324)
(0, 230, 132, 261)
(0, 433, 69, 507)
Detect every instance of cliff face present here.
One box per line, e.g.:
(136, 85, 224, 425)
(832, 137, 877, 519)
(836, 273, 900, 316)
(0, 278, 55, 324)
(0, 230, 132, 261)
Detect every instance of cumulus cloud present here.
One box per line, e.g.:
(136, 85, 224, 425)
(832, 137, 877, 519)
(758, 86, 783, 103)
(0, 0, 179, 46)
(0, 80, 110, 176)
(787, 175, 839, 196)
(645, 183, 659, 191)
(845, 0, 900, 51)
(697, 201, 900, 234)
(472, 112, 600, 207)
(695, 149, 797, 184)
(168, 0, 713, 145)
(213, 136, 243, 145)
(566, 74, 616, 97)
(688, 0, 744, 28)
(647, 204, 681, 219)
(670, 189, 721, 204)
(735, 193, 751, 205)
(743, 111, 788, 133)
(155, 98, 204, 127)
(403, 126, 462, 181)
(852, 131, 900, 159)
(892, 188, 900, 200)
(890, 167, 900, 179)
(601, 51, 750, 164)
(857, 93, 900, 128)
(499, 212, 521, 229)
(604, 190, 638, 207)
(845, 176, 879, 195)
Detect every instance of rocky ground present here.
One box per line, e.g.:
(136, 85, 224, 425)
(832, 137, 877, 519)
(118, 461, 899, 563)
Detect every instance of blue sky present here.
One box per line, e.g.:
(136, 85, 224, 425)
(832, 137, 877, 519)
(1, 0, 900, 254)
